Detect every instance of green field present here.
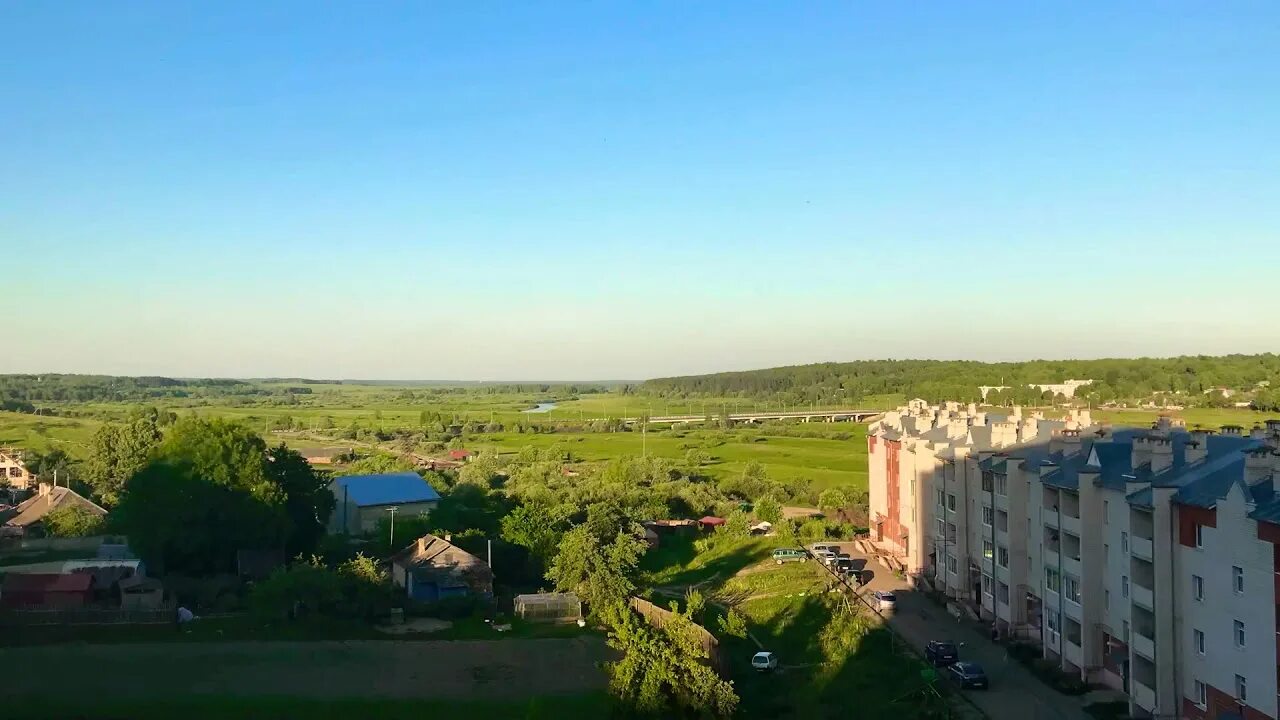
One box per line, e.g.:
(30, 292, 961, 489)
(469, 426, 870, 493)
(0, 411, 100, 455)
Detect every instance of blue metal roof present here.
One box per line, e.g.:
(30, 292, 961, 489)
(334, 472, 441, 507)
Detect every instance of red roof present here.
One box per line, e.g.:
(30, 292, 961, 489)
(2, 572, 93, 593)
(448, 450, 472, 460)
(698, 516, 726, 526)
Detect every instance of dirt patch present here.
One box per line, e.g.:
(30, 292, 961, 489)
(1, 638, 610, 700)
(375, 618, 453, 635)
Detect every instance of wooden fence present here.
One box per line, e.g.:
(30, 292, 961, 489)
(0, 605, 175, 627)
(629, 596, 724, 675)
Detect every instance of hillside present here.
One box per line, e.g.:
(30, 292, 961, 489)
(640, 354, 1280, 409)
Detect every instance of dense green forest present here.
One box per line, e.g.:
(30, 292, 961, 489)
(641, 354, 1280, 409)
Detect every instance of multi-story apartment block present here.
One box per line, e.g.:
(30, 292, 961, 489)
(869, 401, 1280, 720)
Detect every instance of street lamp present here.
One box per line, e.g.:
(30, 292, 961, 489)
(387, 506, 399, 549)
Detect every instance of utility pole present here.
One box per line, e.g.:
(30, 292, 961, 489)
(387, 506, 399, 549)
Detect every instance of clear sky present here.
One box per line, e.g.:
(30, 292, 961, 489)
(3, 3, 1277, 380)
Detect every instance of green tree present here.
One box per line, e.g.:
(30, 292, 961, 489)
(84, 415, 162, 506)
(754, 496, 783, 524)
(818, 487, 851, 512)
(546, 525, 646, 613)
(500, 502, 572, 560)
(717, 608, 748, 638)
(722, 509, 750, 538)
(267, 443, 336, 558)
(42, 504, 105, 537)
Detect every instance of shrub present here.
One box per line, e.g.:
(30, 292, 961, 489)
(718, 608, 748, 638)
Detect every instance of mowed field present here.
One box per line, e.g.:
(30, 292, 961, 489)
(470, 426, 872, 492)
(3, 638, 611, 719)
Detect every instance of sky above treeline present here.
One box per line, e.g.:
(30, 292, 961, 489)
(3, 3, 1278, 380)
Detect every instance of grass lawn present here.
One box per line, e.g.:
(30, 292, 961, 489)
(0, 410, 100, 457)
(640, 534, 952, 719)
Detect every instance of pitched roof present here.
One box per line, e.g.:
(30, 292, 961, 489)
(391, 534, 492, 587)
(333, 472, 440, 507)
(2, 572, 93, 593)
(2, 486, 107, 528)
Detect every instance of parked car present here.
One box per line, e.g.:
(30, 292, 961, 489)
(813, 549, 836, 564)
(772, 548, 808, 564)
(925, 640, 959, 666)
(835, 557, 854, 572)
(751, 651, 778, 672)
(948, 661, 988, 689)
(844, 567, 865, 584)
(871, 590, 897, 611)
(812, 544, 840, 555)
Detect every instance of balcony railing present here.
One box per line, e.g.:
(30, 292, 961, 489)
(1061, 514, 1082, 535)
(1131, 678, 1156, 711)
(1131, 536, 1154, 561)
(1132, 631, 1155, 660)
(1131, 581, 1155, 610)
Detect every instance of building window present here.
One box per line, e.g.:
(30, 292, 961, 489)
(936, 489, 945, 508)
(1193, 629, 1205, 655)
(1121, 620, 1130, 644)
(1192, 574, 1204, 602)
(1121, 576, 1129, 598)
(1121, 531, 1129, 553)
(997, 581, 1009, 604)
(947, 554, 958, 573)
(1233, 565, 1244, 594)
(997, 545, 1009, 568)
(981, 573, 992, 597)
(1046, 611, 1061, 644)
(1194, 680, 1206, 708)
(981, 472, 994, 493)
(947, 493, 956, 511)
(1235, 674, 1247, 702)
(996, 510, 1008, 532)
(936, 518, 945, 538)
(1103, 500, 1109, 524)
(1234, 619, 1245, 648)
(995, 475, 1007, 495)
(982, 506, 994, 527)
(1064, 575, 1081, 604)
(983, 540, 994, 560)
(947, 523, 957, 543)
(1194, 523, 1204, 548)
(1046, 567, 1061, 593)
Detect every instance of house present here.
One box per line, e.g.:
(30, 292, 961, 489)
(328, 472, 441, 534)
(390, 534, 493, 602)
(1, 572, 93, 609)
(0, 448, 35, 491)
(117, 575, 165, 610)
(448, 449, 473, 462)
(644, 519, 698, 537)
(1, 484, 107, 537)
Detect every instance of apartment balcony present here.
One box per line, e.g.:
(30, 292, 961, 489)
(1062, 555, 1081, 578)
(1130, 535, 1153, 561)
(1131, 678, 1157, 711)
(1044, 512, 1059, 529)
(1064, 638, 1084, 667)
(995, 493, 1009, 512)
(1061, 514, 1082, 536)
(1131, 581, 1154, 610)
(1132, 630, 1155, 660)
(1044, 549, 1060, 570)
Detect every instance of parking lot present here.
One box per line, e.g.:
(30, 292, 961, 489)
(805, 542, 1099, 720)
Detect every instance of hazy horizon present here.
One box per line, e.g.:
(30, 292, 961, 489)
(5, 3, 1278, 380)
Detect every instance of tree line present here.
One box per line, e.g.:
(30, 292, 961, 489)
(640, 354, 1280, 407)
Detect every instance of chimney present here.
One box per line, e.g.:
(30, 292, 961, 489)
(967, 403, 978, 416)
(1221, 425, 1243, 436)
(1018, 417, 1040, 443)
(1076, 409, 1092, 428)
(1150, 435, 1174, 473)
(1245, 448, 1272, 484)
(991, 421, 1017, 449)
(973, 412, 987, 427)
(1011, 406, 1023, 420)
(1251, 426, 1267, 441)
(947, 419, 968, 439)
(1187, 429, 1212, 464)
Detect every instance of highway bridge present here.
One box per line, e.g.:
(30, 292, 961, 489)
(620, 409, 882, 425)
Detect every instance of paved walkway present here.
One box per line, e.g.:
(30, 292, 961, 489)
(838, 543, 1096, 720)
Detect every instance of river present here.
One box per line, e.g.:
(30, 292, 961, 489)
(522, 402, 558, 413)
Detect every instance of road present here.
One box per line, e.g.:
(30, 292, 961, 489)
(824, 542, 1098, 720)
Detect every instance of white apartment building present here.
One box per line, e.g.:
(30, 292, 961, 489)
(869, 402, 1280, 720)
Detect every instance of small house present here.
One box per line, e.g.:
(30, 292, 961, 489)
(390, 534, 493, 602)
(1, 572, 93, 609)
(1, 484, 107, 538)
(297, 447, 351, 466)
(0, 448, 35, 491)
(118, 575, 165, 610)
(329, 472, 441, 534)
(448, 449, 473, 462)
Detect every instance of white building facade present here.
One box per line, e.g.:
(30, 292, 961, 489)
(869, 404, 1280, 720)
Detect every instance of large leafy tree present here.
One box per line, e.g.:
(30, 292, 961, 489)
(113, 418, 332, 574)
(84, 414, 162, 506)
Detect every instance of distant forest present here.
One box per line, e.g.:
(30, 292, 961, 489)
(640, 355, 1280, 410)
(0, 375, 304, 406)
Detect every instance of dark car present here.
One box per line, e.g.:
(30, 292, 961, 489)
(925, 640, 959, 666)
(948, 661, 988, 689)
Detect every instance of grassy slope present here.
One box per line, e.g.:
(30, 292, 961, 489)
(0, 411, 100, 457)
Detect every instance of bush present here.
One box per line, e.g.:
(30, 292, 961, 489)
(718, 608, 748, 638)
(249, 553, 393, 622)
(411, 593, 487, 620)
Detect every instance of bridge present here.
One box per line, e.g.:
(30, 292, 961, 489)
(620, 409, 882, 426)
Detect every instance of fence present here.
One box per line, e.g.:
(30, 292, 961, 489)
(0, 605, 175, 627)
(629, 596, 724, 675)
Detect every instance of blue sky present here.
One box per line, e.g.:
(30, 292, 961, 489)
(3, 3, 1277, 380)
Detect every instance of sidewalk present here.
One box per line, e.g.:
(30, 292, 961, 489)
(848, 546, 1096, 720)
